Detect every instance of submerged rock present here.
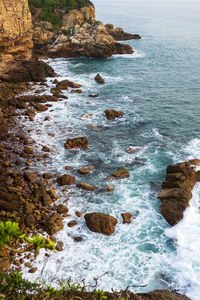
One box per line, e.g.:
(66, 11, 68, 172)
(77, 182, 96, 191)
(84, 212, 118, 235)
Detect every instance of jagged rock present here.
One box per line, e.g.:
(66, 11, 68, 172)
(56, 79, 81, 90)
(56, 241, 64, 251)
(78, 165, 94, 175)
(67, 220, 77, 227)
(84, 212, 117, 235)
(105, 23, 141, 41)
(45, 213, 64, 235)
(158, 159, 200, 226)
(77, 182, 96, 191)
(64, 137, 88, 149)
(57, 204, 68, 214)
(105, 109, 123, 120)
(57, 174, 75, 186)
(95, 74, 105, 84)
(121, 213, 133, 224)
(112, 167, 130, 179)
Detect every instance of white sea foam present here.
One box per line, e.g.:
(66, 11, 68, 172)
(112, 49, 146, 59)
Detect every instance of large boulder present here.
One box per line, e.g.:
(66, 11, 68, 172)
(111, 167, 129, 179)
(57, 174, 75, 186)
(158, 159, 200, 226)
(84, 212, 117, 235)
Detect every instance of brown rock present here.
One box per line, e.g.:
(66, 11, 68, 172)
(24, 172, 37, 181)
(105, 109, 123, 120)
(64, 137, 88, 149)
(56, 241, 64, 251)
(24, 214, 36, 227)
(67, 220, 77, 227)
(136, 290, 190, 300)
(112, 167, 129, 179)
(65, 166, 72, 170)
(42, 146, 50, 152)
(71, 89, 82, 94)
(29, 267, 37, 273)
(95, 73, 105, 84)
(126, 147, 137, 154)
(45, 213, 64, 235)
(57, 174, 75, 186)
(73, 236, 83, 242)
(77, 182, 96, 191)
(56, 79, 82, 90)
(0, 249, 10, 272)
(158, 159, 200, 226)
(121, 213, 133, 224)
(78, 165, 94, 175)
(85, 212, 117, 235)
(75, 211, 82, 217)
(105, 186, 114, 192)
(196, 170, 200, 181)
(57, 204, 68, 214)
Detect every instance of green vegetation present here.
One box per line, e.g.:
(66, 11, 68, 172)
(0, 221, 55, 256)
(28, 0, 94, 27)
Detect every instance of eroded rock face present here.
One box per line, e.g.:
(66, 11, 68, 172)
(84, 212, 117, 235)
(158, 159, 200, 226)
(0, 0, 33, 78)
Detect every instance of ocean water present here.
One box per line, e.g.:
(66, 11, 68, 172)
(22, 1, 200, 299)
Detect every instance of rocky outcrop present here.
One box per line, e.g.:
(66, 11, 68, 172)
(132, 290, 190, 300)
(111, 167, 130, 179)
(0, 0, 33, 78)
(62, 6, 96, 30)
(158, 159, 200, 226)
(105, 109, 123, 120)
(105, 23, 141, 41)
(84, 212, 118, 235)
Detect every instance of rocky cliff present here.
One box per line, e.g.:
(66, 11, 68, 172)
(0, 0, 33, 77)
(31, 4, 141, 59)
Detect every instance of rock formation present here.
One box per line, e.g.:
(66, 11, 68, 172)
(158, 159, 200, 226)
(0, 0, 33, 78)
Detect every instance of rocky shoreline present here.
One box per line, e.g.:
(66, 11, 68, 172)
(0, 0, 195, 299)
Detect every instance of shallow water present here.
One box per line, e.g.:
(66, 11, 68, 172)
(22, 1, 200, 298)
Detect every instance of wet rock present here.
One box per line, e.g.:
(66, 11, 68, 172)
(56, 241, 64, 251)
(85, 212, 117, 235)
(57, 174, 75, 186)
(56, 79, 82, 90)
(105, 186, 114, 192)
(88, 94, 99, 98)
(105, 109, 123, 120)
(105, 24, 141, 41)
(71, 89, 82, 94)
(24, 172, 37, 181)
(197, 170, 200, 181)
(75, 211, 82, 218)
(78, 165, 94, 175)
(64, 137, 88, 149)
(158, 159, 200, 226)
(42, 146, 50, 152)
(45, 213, 64, 235)
(57, 204, 68, 214)
(121, 213, 133, 224)
(112, 167, 129, 179)
(126, 147, 137, 154)
(23, 203, 35, 214)
(29, 267, 38, 273)
(95, 73, 105, 84)
(73, 236, 83, 242)
(67, 220, 77, 227)
(0, 249, 10, 272)
(24, 214, 36, 227)
(77, 182, 96, 191)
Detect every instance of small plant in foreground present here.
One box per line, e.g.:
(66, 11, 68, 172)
(0, 221, 55, 256)
(92, 289, 107, 300)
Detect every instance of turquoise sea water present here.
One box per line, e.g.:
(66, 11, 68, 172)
(23, 1, 200, 299)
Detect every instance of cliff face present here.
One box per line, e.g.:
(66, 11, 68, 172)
(0, 0, 33, 77)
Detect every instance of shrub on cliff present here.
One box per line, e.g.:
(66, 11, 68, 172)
(28, 0, 94, 27)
